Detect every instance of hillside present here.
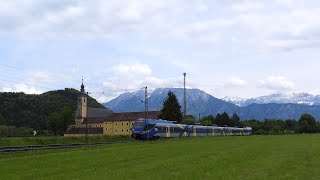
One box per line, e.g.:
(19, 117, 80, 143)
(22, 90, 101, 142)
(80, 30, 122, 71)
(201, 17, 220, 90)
(0, 88, 106, 130)
(104, 88, 320, 121)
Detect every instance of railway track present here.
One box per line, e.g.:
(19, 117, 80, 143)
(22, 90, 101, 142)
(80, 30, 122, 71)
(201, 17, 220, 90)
(0, 141, 129, 153)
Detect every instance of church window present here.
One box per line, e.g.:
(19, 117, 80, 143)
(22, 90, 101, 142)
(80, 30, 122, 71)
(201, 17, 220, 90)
(100, 125, 101, 127)
(122, 123, 123, 126)
(127, 123, 129, 125)
(122, 130, 123, 132)
(127, 130, 128, 132)
(84, 99, 86, 102)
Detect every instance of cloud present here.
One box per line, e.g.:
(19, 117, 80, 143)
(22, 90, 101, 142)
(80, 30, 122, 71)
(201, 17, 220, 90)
(230, 1, 265, 12)
(258, 76, 295, 91)
(2, 83, 43, 94)
(225, 77, 248, 87)
(108, 62, 152, 77)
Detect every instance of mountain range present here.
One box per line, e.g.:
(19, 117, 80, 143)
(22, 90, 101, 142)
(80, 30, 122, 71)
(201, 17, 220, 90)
(223, 92, 320, 106)
(103, 88, 320, 121)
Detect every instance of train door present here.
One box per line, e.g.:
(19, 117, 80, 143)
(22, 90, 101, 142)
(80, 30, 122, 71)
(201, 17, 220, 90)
(166, 125, 170, 138)
(193, 126, 197, 137)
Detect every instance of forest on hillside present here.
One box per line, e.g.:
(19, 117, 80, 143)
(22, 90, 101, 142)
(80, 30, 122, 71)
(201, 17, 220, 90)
(0, 88, 105, 130)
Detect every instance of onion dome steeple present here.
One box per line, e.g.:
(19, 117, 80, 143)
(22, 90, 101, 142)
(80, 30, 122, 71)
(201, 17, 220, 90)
(81, 78, 85, 93)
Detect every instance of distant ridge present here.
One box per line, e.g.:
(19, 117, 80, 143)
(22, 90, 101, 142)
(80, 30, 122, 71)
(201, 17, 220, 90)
(223, 92, 320, 106)
(104, 88, 320, 121)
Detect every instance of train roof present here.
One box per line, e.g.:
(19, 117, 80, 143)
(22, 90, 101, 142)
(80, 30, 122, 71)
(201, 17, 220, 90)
(136, 118, 175, 124)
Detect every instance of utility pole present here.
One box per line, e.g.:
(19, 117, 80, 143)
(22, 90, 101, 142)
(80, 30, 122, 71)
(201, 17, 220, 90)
(145, 86, 148, 120)
(183, 73, 187, 120)
(145, 86, 149, 141)
(86, 92, 88, 143)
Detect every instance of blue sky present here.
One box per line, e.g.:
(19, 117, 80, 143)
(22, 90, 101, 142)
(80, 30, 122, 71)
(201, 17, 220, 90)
(1, 0, 320, 102)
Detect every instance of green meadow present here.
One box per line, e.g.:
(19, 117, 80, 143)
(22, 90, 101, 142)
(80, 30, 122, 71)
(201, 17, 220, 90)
(0, 135, 133, 146)
(0, 135, 319, 179)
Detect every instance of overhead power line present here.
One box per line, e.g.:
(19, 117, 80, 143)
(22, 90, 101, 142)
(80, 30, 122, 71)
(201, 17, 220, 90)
(0, 63, 102, 87)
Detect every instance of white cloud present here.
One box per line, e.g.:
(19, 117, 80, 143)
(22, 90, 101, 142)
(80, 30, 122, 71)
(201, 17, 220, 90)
(225, 77, 248, 87)
(108, 63, 152, 77)
(230, 1, 265, 12)
(2, 83, 43, 94)
(258, 76, 295, 91)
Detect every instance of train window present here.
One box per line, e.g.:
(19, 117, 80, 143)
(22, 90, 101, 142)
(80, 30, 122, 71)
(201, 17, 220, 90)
(145, 124, 156, 131)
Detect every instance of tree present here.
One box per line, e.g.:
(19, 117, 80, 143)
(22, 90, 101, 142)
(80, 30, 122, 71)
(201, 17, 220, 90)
(61, 106, 75, 133)
(200, 115, 214, 126)
(47, 112, 61, 135)
(285, 119, 297, 131)
(0, 125, 8, 137)
(214, 113, 222, 126)
(220, 112, 230, 126)
(158, 91, 183, 123)
(182, 115, 197, 125)
(298, 114, 317, 133)
(231, 113, 241, 127)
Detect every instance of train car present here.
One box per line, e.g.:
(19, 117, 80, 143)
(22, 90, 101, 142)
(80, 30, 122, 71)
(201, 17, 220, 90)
(131, 118, 252, 140)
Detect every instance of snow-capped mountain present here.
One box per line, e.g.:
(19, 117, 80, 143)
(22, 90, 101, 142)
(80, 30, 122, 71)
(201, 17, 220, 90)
(103, 89, 320, 121)
(226, 93, 320, 107)
(222, 96, 247, 106)
(104, 88, 239, 116)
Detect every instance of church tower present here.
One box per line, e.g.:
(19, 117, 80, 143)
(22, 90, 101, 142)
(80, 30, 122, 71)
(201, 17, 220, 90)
(76, 80, 88, 124)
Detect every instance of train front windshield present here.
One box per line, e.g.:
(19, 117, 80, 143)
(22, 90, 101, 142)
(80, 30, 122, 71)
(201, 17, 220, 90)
(133, 120, 144, 128)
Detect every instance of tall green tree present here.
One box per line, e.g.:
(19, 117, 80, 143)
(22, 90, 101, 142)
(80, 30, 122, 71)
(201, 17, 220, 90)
(47, 112, 61, 135)
(214, 113, 222, 126)
(182, 115, 197, 125)
(231, 113, 241, 127)
(158, 91, 183, 123)
(61, 106, 75, 133)
(220, 112, 230, 126)
(298, 114, 317, 133)
(200, 115, 214, 126)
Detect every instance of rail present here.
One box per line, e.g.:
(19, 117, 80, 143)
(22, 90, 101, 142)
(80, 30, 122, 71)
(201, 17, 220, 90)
(0, 141, 129, 153)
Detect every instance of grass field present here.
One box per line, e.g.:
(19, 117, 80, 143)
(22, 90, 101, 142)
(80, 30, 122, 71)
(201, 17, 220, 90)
(0, 135, 319, 179)
(0, 135, 133, 146)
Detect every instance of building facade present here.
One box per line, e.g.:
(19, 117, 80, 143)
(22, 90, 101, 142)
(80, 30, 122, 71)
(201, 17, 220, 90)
(65, 82, 160, 136)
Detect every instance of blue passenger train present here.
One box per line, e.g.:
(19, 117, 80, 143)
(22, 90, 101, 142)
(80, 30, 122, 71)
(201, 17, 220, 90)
(131, 118, 252, 140)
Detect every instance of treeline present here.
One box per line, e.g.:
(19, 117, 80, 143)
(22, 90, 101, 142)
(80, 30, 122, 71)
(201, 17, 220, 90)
(0, 88, 106, 130)
(0, 125, 34, 137)
(184, 112, 320, 135)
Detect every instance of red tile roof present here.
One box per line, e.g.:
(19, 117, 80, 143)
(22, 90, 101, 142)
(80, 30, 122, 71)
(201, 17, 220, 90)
(82, 111, 160, 124)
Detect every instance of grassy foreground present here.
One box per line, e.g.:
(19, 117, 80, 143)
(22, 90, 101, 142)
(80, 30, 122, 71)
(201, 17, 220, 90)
(0, 135, 133, 146)
(0, 135, 319, 179)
